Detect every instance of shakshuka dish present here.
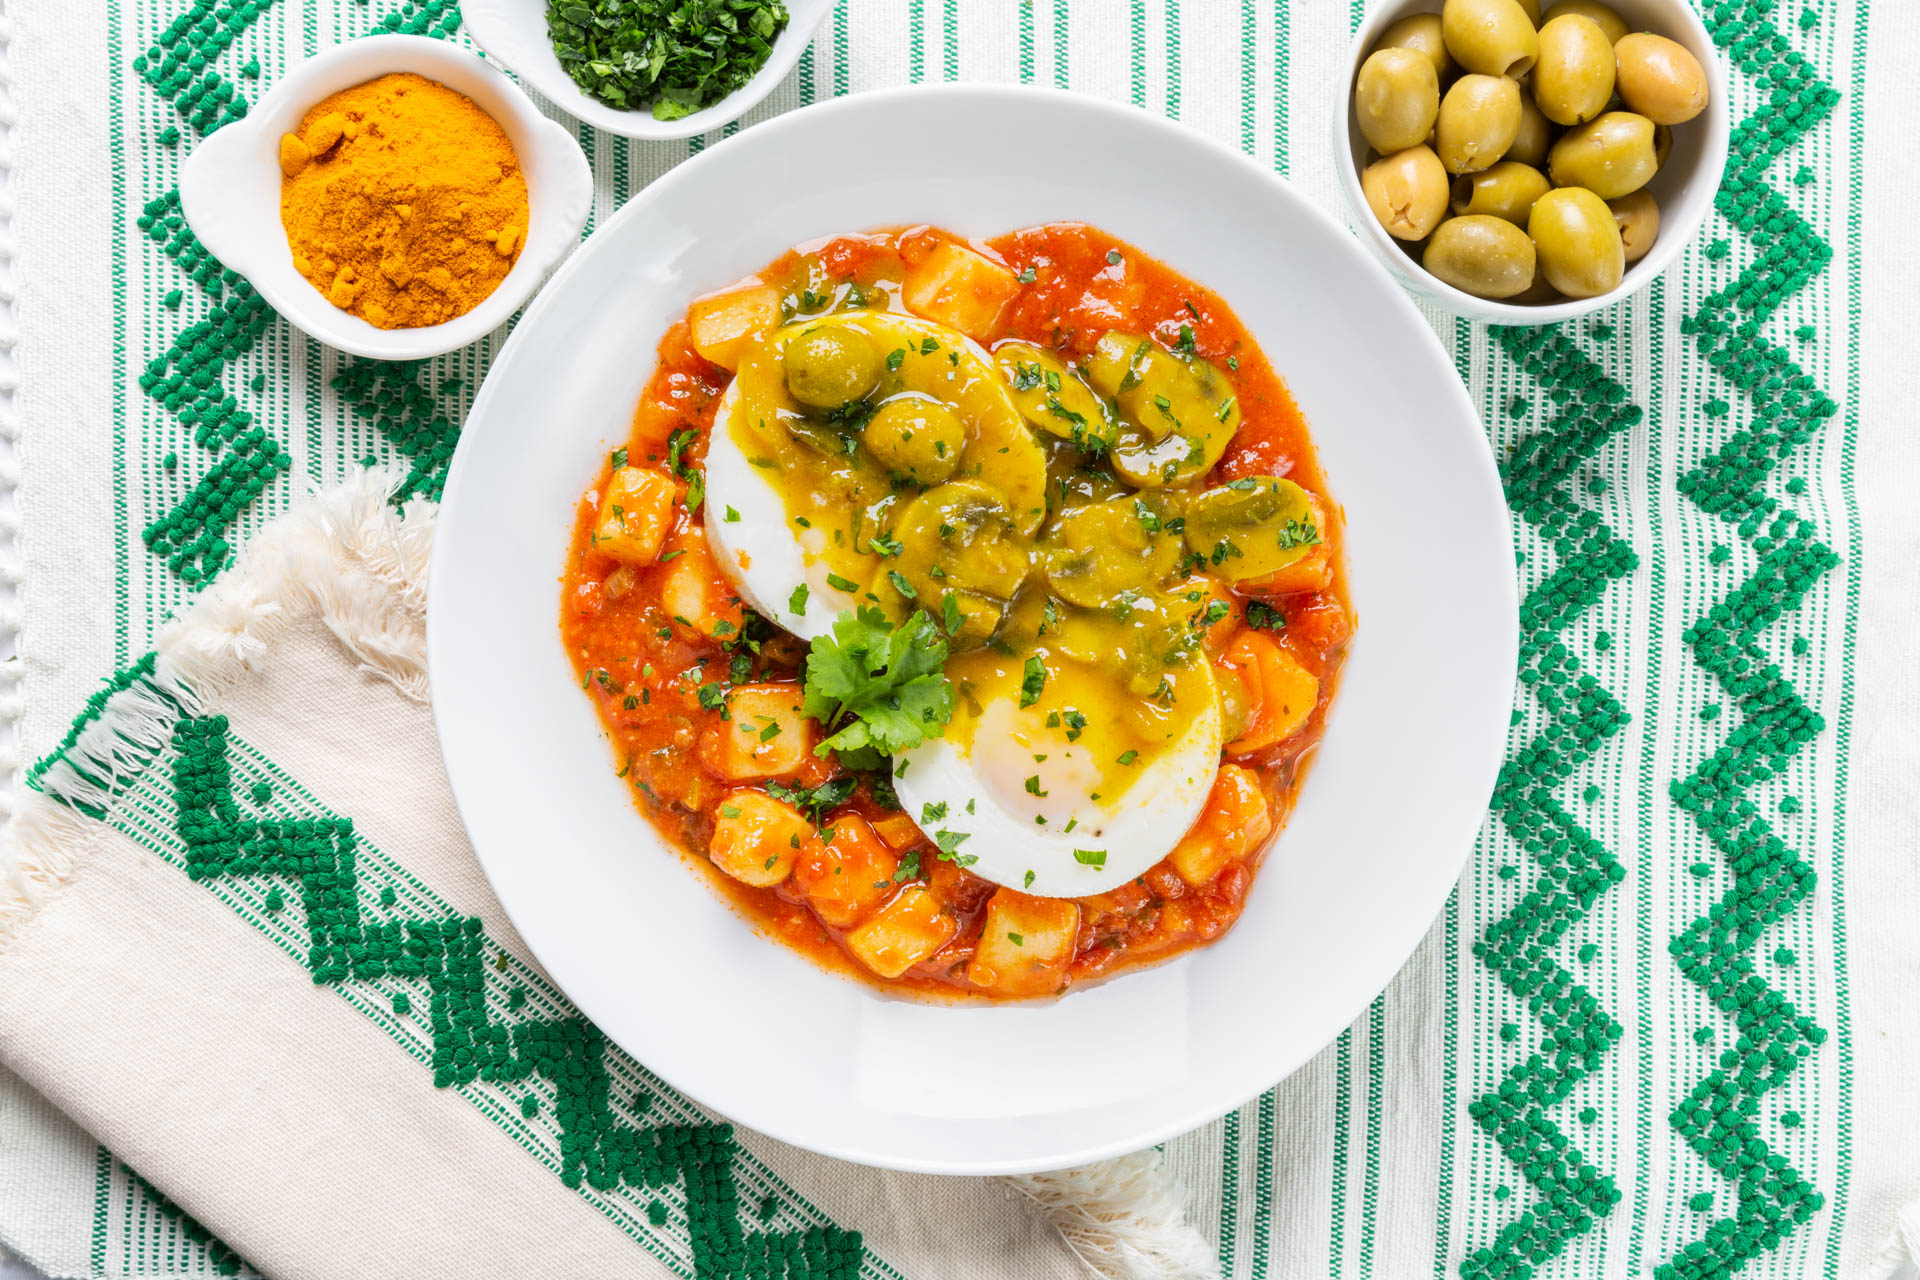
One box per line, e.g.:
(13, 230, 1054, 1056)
(560, 223, 1352, 999)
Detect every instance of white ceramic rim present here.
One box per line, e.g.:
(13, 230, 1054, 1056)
(429, 83, 1519, 1174)
(1331, 0, 1731, 325)
(178, 34, 593, 361)
(461, 0, 836, 141)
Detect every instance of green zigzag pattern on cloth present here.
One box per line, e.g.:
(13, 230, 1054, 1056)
(1459, 328, 1640, 1279)
(164, 713, 867, 1279)
(1656, 2, 1843, 1275)
(29, 685, 878, 1280)
(128, 0, 465, 586)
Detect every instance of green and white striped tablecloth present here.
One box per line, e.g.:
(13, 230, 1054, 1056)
(0, 0, 1915, 1277)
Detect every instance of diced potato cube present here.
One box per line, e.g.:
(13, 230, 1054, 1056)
(688, 283, 780, 371)
(870, 813, 923, 850)
(660, 528, 745, 639)
(708, 788, 814, 887)
(1168, 827, 1233, 890)
(791, 814, 900, 927)
(966, 890, 1079, 997)
(697, 684, 815, 781)
(592, 467, 677, 565)
(1222, 632, 1320, 756)
(845, 885, 957, 979)
(901, 242, 1020, 341)
(1169, 764, 1272, 888)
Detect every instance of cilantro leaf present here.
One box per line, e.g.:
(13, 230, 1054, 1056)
(801, 607, 955, 761)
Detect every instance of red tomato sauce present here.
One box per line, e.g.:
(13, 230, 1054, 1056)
(559, 223, 1352, 1000)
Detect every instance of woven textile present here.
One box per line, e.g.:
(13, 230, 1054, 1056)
(2, 0, 1916, 1277)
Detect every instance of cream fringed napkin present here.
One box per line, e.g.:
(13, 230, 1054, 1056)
(0, 472, 1216, 1280)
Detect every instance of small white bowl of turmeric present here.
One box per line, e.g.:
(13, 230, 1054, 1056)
(181, 34, 593, 360)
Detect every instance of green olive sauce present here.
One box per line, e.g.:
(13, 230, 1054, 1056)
(725, 285, 1304, 800)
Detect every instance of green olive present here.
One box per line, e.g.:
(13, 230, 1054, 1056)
(1441, 0, 1539, 79)
(1613, 32, 1709, 125)
(1529, 185, 1625, 298)
(1356, 47, 1441, 153)
(1450, 159, 1551, 223)
(1087, 334, 1240, 488)
(1540, 0, 1627, 45)
(1043, 495, 1183, 608)
(1045, 441, 1129, 517)
(1532, 14, 1614, 125)
(892, 480, 1030, 648)
(1436, 74, 1522, 174)
(862, 396, 965, 485)
(1362, 145, 1450, 240)
(782, 327, 882, 409)
(994, 342, 1115, 452)
(1549, 110, 1658, 198)
(1424, 215, 1538, 299)
(1377, 13, 1455, 81)
(1607, 189, 1660, 263)
(1507, 90, 1555, 166)
(1044, 587, 1206, 698)
(1182, 478, 1322, 582)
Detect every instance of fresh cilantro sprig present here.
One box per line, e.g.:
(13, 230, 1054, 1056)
(801, 607, 954, 768)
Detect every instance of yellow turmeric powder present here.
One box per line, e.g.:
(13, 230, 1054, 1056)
(279, 73, 528, 330)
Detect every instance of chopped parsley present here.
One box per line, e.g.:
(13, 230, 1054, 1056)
(1019, 656, 1047, 708)
(766, 775, 857, 822)
(1276, 519, 1321, 550)
(788, 584, 810, 615)
(1073, 848, 1108, 868)
(609, 447, 628, 469)
(933, 828, 975, 866)
(1017, 266, 1037, 283)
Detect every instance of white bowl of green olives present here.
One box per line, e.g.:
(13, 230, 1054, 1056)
(1335, 0, 1728, 323)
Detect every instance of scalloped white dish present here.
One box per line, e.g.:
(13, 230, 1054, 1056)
(428, 85, 1518, 1174)
(180, 34, 592, 361)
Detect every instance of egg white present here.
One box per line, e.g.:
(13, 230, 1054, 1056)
(891, 680, 1223, 897)
(703, 377, 861, 641)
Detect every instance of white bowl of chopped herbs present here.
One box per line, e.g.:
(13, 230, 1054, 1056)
(463, 0, 830, 139)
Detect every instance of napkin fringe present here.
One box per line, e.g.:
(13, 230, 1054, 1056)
(1, 468, 432, 950)
(1870, 1193, 1920, 1280)
(156, 465, 435, 706)
(1008, 1148, 1222, 1280)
